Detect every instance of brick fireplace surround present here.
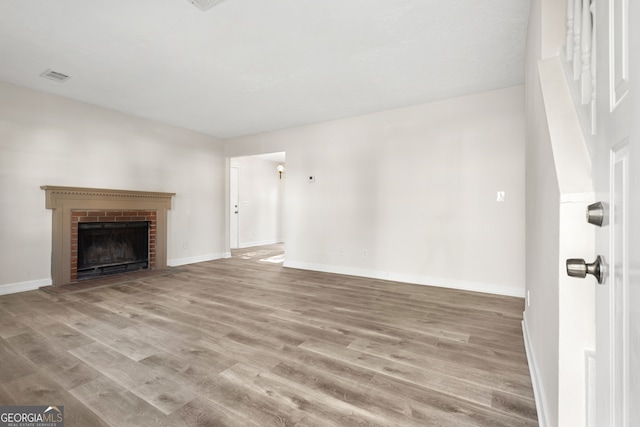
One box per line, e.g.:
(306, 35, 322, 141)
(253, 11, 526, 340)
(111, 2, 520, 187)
(41, 186, 175, 286)
(70, 210, 157, 282)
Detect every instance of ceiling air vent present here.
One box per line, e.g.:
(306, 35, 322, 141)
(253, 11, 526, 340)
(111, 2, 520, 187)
(40, 69, 71, 83)
(186, 0, 226, 11)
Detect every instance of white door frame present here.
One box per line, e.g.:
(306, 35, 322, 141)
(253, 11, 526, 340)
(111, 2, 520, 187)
(230, 166, 239, 250)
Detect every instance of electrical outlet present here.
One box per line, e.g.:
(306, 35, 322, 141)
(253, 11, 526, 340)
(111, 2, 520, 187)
(497, 191, 505, 202)
(338, 249, 344, 256)
(362, 249, 368, 257)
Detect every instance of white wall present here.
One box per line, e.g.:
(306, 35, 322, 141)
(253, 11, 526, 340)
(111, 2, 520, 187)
(226, 86, 526, 297)
(230, 156, 284, 247)
(539, 56, 595, 427)
(524, 2, 561, 423)
(524, 0, 597, 426)
(0, 83, 226, 293)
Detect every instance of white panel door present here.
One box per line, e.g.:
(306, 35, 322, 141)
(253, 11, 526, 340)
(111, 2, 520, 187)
(230, 167, 239, 249)
(594, 0, 639, 425)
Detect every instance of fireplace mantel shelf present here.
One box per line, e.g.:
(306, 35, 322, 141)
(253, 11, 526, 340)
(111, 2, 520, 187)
(41, 186, 175, 209)
(42, 185, 175, 286)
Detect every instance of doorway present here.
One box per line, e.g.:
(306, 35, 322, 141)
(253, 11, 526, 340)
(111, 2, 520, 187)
(229, 152, 286, 256)
(230, 166, 239, 249)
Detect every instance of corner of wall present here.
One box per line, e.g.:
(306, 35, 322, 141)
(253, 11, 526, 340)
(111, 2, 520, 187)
(522, 318, 552, 427)
(525, 28, 596, 427)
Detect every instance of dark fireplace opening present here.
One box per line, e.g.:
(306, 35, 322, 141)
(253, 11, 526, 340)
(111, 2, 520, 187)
(77, 221, 149, 280)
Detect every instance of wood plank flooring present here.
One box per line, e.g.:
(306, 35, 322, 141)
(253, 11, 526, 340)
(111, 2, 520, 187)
(0, 244, 537, 426)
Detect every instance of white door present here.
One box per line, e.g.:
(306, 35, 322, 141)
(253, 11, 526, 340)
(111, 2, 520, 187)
(593, 1, 639, 425)
(230, 167, 239, 249)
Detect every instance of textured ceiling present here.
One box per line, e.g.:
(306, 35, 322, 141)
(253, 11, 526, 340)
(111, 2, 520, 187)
(0, 0, 530, 139)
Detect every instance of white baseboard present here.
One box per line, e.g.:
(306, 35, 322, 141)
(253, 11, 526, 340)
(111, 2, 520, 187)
(282, 260, 525, 297)
(0, 278, 52, 296)
(238, 239, 280, 249)
(168, 253, 225, 267)
(522, 317, 549, 427)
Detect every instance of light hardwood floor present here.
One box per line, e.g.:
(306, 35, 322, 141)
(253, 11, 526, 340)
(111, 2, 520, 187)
(0, 244, 537, 426)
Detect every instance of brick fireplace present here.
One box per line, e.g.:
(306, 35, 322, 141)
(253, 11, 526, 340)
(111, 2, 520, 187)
(71, 210, 156, 281)
(42, 186, 175, 286)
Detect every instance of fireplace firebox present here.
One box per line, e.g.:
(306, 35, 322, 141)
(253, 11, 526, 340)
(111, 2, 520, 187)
(77, 221, 149, 280)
